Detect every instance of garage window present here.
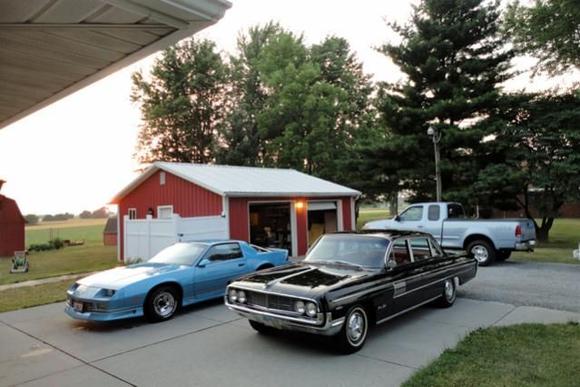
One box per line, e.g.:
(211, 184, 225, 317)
(128, 208, 137, 220)
(157, 205, 173, 219)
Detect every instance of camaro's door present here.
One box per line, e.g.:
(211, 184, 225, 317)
(194, 243, 247, 299)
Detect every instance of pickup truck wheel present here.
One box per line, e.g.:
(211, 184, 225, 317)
(336, 305, 368, 354)
(467, 240, 495, 266)
(437, 279, 456, 307)
(496, 250, 512, 261)
(249, 320, 276, 335)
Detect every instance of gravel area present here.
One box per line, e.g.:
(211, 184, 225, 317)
(459, 260, 580, 313)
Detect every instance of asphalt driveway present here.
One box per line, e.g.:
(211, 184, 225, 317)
(459, 260, 580, 313)
(2, 296, 580, 387)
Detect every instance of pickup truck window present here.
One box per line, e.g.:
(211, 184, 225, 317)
(400, 206, 423, 221)
(447, 204, 465, 219)
(428, 205, 440, 221)
(390, 239, 411, 266)
(409, 238, 432, 261)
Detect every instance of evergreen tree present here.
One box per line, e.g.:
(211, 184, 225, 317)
(369, 0, 513, 208)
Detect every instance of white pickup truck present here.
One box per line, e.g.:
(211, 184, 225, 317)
(363, 202, 536, 266)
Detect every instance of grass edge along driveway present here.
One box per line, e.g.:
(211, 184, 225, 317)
(403, 322, 580, 387)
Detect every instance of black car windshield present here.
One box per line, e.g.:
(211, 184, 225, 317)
(305, 235, 390, 269)
(149, 242, 208, 265)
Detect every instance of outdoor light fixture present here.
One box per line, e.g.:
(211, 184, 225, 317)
(427, 125, 442, 201)
(295, 201, 305, 210)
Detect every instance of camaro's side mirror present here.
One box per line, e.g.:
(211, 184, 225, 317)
(394, 215, 401, 222)
(197, 258, 210, 268)
(386, 260, 397, 270)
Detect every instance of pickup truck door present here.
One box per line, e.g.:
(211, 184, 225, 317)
(422, 204, 444, 243)
(394, 205, 425, 232)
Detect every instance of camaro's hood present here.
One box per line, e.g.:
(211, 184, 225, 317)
(237, 262, 375, 298)
(77, 263, 185, 290)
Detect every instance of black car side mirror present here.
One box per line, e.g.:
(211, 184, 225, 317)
(394, 215, 401, 222)
(386, 260, 397, 270)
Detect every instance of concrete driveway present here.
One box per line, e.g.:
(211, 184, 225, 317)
(460, 260, 580, 312)
(2, 297, 579, 387)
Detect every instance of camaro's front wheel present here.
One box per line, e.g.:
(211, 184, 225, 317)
(145, 286, 179, 323)
(336, 305, 369, 354)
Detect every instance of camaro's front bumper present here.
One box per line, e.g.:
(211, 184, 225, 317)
(226, 302, 345, 336)
(64, 298, 143, 322)
(515, 240, 536, 251)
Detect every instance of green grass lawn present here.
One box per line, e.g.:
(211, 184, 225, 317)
(0, 242, 118, 285)
(357, 207, 391, 230)
(26, 218, 106, 246)
(0, 279, 73, 313)
(404, 323, 580, 387)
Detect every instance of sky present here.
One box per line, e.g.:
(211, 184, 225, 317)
(0, 0, 574, 215)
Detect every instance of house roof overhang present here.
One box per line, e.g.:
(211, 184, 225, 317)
(0, 0, 231, 130)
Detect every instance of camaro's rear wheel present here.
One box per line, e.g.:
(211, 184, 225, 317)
(336, 305, 369, 354)
(437, 278, 457, 308)
(249, 320, 276, 334)
(145, 286, 179, 323)
(467, 239, 496, 266)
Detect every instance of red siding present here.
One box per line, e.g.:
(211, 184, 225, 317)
(342, 198, 354, 231)
(296, 200, 308, 255)
(0, 195, 25, 256)
(103, 233, 117, 246)
(229, 198, 249, 241)
(118, 170, 222, 260)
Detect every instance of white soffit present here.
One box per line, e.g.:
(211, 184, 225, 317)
(0, 0, 231, 129)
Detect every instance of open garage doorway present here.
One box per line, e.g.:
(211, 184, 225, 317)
(249, 203, 293, 256)
(308, 201, 338, 247)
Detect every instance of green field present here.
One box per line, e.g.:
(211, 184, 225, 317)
(404, 323, 580, 387)
(0, 279, 74, 313)
(357, 207, 391, 230)
(25, 218, 107, 246)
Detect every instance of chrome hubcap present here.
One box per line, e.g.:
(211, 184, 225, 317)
(153, 292, 176, 317)
(445, 280, 455, 302)
(471, 245, 488, 263)
(347, 310, 366, 344)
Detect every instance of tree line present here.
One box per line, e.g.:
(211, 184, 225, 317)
(131, 0, 580, 241)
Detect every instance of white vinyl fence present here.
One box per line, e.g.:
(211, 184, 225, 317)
(124, 214, 228, 261)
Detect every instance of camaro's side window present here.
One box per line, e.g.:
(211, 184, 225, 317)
(390, 239, 411, 266)
(206, 243, 243, 261)
(409, 238, 432, 261)
(399, 206, 423, 221)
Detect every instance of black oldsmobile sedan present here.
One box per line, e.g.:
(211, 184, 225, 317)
(226, 230, 477, 353)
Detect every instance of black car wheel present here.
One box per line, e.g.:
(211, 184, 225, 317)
(336, 305, 369, 354)
(467, 239, 496, 266)
(145, 286, 179, 323)
(249, 320, 276, 334)
(437, 278, 456, 308)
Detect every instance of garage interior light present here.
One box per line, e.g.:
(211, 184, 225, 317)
(295, 201, 305, 210)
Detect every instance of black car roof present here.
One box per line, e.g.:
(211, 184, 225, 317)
(332, 229, 432, 239)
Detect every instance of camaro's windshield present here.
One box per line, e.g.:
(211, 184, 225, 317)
(149, 243, 208, 266)
(305, 235, 390, 269)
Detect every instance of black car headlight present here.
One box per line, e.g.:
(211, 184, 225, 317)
(294, 300, 305, 314)
(228, 288, 238, 303)
(305, 302, 317, 317)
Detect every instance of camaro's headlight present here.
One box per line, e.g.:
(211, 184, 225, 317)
(294, 300, 305, 314)
(305, 302, 317, 317)
(228, 289, 238, 303)
(238, 290, 246, 304)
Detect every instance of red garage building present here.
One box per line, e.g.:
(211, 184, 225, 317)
(0, 180, 25, 257)
(111, 163, 360, 261)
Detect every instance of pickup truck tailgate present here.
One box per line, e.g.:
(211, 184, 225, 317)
(519, 219, 536, 241)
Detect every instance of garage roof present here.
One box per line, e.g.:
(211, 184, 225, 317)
(0, 0, 231, 130)
(111, 162, 361, 201)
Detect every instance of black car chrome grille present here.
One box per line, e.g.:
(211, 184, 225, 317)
(245, 291, 295, 312)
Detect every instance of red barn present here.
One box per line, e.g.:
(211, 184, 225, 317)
(0, 180, 25, 257)
(102, 217, 117, 246)
(111, 163, 360, 261)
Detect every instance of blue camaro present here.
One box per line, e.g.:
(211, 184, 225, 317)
(65, 240, 288, 323)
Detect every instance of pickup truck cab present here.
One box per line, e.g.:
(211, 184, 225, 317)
(363, 202, 536, 266)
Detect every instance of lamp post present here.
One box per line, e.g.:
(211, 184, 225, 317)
(427, 126, 442, 201)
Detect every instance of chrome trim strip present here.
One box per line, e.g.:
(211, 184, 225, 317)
(227, 284, 319, 305)
(333, 260, 474, 304)
(375, 295, 441, 325)
(226, 302, 324, 325)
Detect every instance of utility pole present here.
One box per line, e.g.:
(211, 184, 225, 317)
(427, 126, 442, 201)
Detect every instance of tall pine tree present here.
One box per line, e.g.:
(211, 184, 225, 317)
(369, 0, 513, 209)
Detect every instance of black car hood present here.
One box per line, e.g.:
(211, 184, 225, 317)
(236, 262, 376, 298)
